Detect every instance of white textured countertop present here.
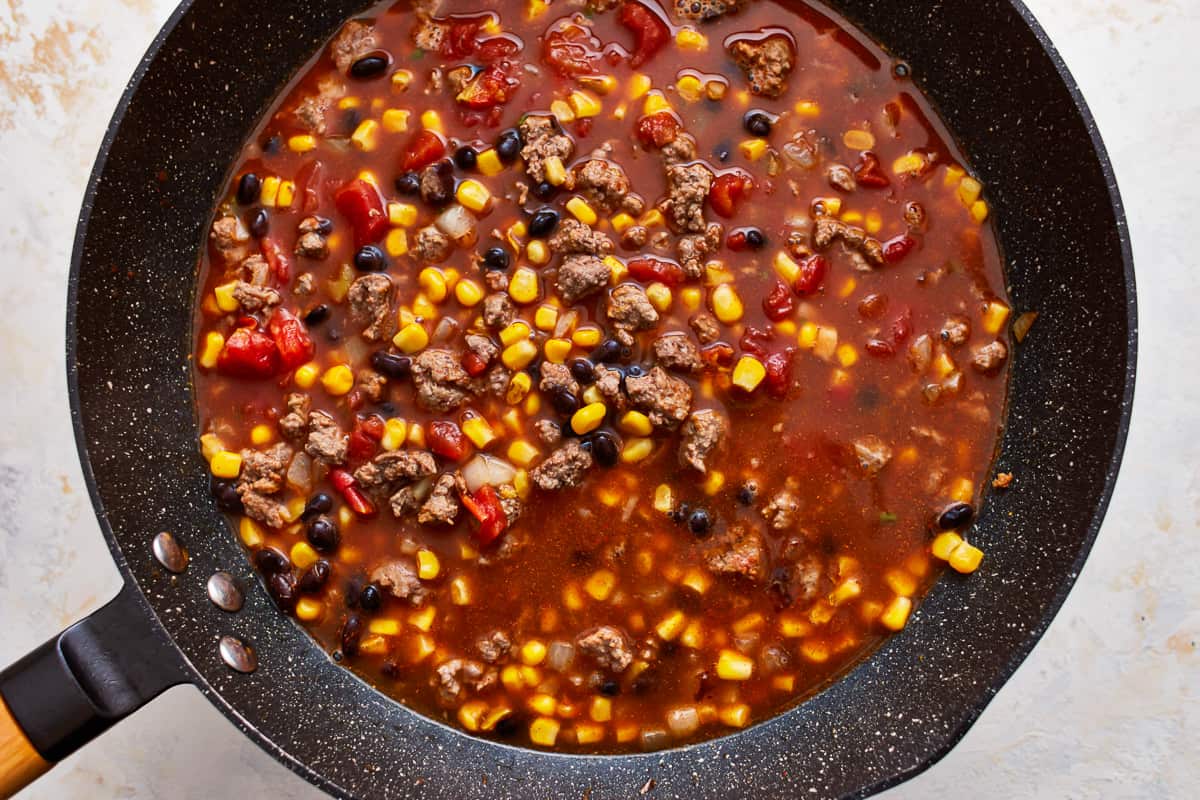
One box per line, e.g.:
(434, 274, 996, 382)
(0, 0, 1194, 797)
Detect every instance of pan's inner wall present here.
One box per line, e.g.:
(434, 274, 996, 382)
(69, 1, 1132, 798)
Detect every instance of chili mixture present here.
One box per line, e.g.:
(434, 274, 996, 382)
(193, 0, 1012, 752)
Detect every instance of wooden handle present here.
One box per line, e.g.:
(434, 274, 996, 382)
(0, 695, 49, 799)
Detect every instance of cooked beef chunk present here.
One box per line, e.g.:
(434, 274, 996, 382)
(354, 450, 438, 501)
(389, 485, 421, 518)
(770, 548, 828, 607)
(411, 348, 480, 412)
(661, 134, 697, 166)
(236, 443, 293, 528)
(576, 625, 633, 673)
(497, 484, 524, 526)
(331, 20, 379, 73)
(826, 164, 856, 192)
(278, 392, 311, 440)
(606, 284, 659, 335)
(852, 435, 893, 476)
(625, 366, 693, 429)
(294, 272, 316, 295)
(419, 161, 455, 206)
(306, 411, 349, 465)
(519, 115, 574, 183)
(620, 224, 649, 249)
(347, 274, 396, 342)
(534, 419, 563, 447)
(464, 333, 500, 366)
(569, 158, 643, 215)
(413, 226, 453, 263)
(704, 525, 766, 581)
(672, 0, 748, 21)
(549, 218, 614, 256)
(555, 254, 611, 303)
(762, 489, 800, 531)
(689, 312, 721, 344)
(676, 223, 723, 278)
(434, 658, 497, 705)
(481, 292, 516, 329)
(485, 365, 511, 397)
(240, 254, 270, 285)
(477, 630, 512, 663)
(293, 95, 330, 136)
(294, 217, 329, 259)
(812, 216, 884, 266)
(971, 340, 1008, 373)
(591, 364, 627, 411)
(411, 15, 449, 51)
(653, 334, 703, 374)
(418, 472, 463, 525)
(239, 491, 290, 529)
(539, 362, 580, 397)
(530, 439, 593, 490)
(231, 281, 281, 312)
(678, 409, 727, 472)
(371, 558, 427, 605)
(940, 315, 971, 346)
(662, 163, 713, 233)
(210, 215, 251, 266)
(357, 369, 387, 402)
(729, 35, 795, 98)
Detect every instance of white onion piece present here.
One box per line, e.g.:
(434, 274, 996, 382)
(432, 316, 459, 343)
(435, 204, 477, 246)
(553, 309, 579, 339)
(461, 454, 517, 492)
(343, 334, 369, 366)
(667, 706, 701, 737)
(285, 452, 312, 494)
(545, 641, 575, 672)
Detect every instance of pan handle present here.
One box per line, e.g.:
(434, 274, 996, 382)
(0, 583, 187, 798)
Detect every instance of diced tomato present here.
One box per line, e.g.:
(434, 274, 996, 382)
(726, 230, 748, 252)
(627, 256, 687, 287)
(762, 280, 795, 322)
(542, 20, 603, 76)
(700, 343, 735, 368)
(575, 117, 593, 138)
(708, 172, 753, 219)
(360, 415, 385, 440)
(853, 151, 891, 189)
(399, 129, 447, 173)
(261, 237, 291, 283)
(428, 420, 470, 461)
(330, 468, 376, 516)
(334, 179, 388, 247)
(882, 234, 917, 264)
(461, 484, 508, 546)
(791, 254, 828, 296)
(294, 159, 324, 215)
(764, 349, 795, 399)
(456, 63, 518, 109)
(266, 307, 314, 370)
(462, 350, 490, 377)
(634, 111, 681, 149)
(477, 36, 521, 62)
(618, 1, 669, 67)
(217, 327, 280, 379)
(443, 19, 482, 58)
(739, 326, 774, 358)
(347, 429, 377, 463)
(458, 105, 505, 129)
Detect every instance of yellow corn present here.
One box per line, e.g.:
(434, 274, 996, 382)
(390, 69, 413, 91)
(529, 717, 560, 747)
(590, 696, 612, 722)
(739, 138, 768, 161)
(289, 541, 319, 571)
(502, 340, 539, 370)
(506, 372, 531, 405)
(418, 267, 447, 302)
(381, 228, 406, 257)
(949, 542, 984, 574)
(981, 300, 1010, 334)
(652, 483, 674, 513)
(619, 411, 652, 437)
(351, 119, 380, 152)
(456, 179, 492, 213)
(543, 155, 567, 186)
(566, 197, 597, 225)
(408, 606, 435, 632)
(288, 134, 317, 153)
(584, 569, 616, 601)
(198, 331, 225, 369)
(449, 576, 472, 605)
(210, 450, 242, 479)
(676, 74, 704, 103)
(275, 181, 295, 208)
(550, 99, 575, 123)
(520, 640, 547, 666)
(213, 282, 239, 313)
(611, 101, 628, 121)
(711, 284, 744, 324)
(676, 28, 708, 50)
(621, 437, 654, 463)
(249, 424, 272, 446)
(507, 440, 540, 468)
(579, 74, 618, 95)
(455, 278, 484, 307)
(629, 73, 652, 100)
(237, 517, 264, 547)
(702, 469, 725, 495)
(571, 402, 607, 435)
(293, 362, 319, 389)
(931, 531, 965, 561)
(610, 212, 635, 234)
(259, 175, 280, 207)
(321, 365, 355, 396)
(645, 282, 672, 313)
(508, 267, 540, 304)
(643, 91, 672, 117)
(719, 704, 750, 728)
(476, 148, 504, 176)
(971, 200, 990, 223)
(499, 321, 531, 347)
(949, 477, 975, 503)
(380, 418, 408, 451)
(731, 356, 766, 392)
(381, 108, 410, 133)
(836, 343, 859, 368)
(544, 337, 572, 363)
(958, 176, 983, 207)
(462, 416, 497, 449)
(568, 90, 602, 118)
(534, 305, 559, 331)
(199, 433, 224, 462)
(420, 109, 443, 133)
(880, 596, 913, 631)
(572, 326, 602, 348)
(368, 618, 401, 637)
(715, 649, 754, 681)
(294, 598, 324, 622)
(680, 568, 711, 596)
(526, 239, 550, 265)
(794, 100, 820, 117)
(656, 610, 687, 641)
(843, 129, 876, 150)
(386, 201, 418, 227)
(393, 323, 429, 354)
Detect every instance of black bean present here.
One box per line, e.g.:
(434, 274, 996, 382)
(354, 245, 387, 272)
(737, 481, 759, 506)
(588, 432, 619, 467)
(307, 516, 340, 553)
(395, 172, 421, 195)
(254, 547, 290, 575)
(688, 508, 712, 536)
(495, 128, 521, 163)
(371, 352, 411, 381)
(531, 180, 559, 201)
(301, 492, 334, 521)
(359, 583, 383, 611)
(380, 660, 401, 678)
(298, 560, 331, 594)
(303, 304, 331, 327)
(350, 54, 390, 79)
(745, 228, 766, 249)
(267, 572, 298, 612)
(209, 476, 243, 513)
(493, 714, 523, 737)
(713, 143, 731, 163)
(482, 247, 510, 271)
(340, 615, 364, 657)
(262, 135, 282, 154)
(592, 339, 622, 363)
(937, 502, 975, 530)
(569, 358, 595, 385)
(552, 390, 580, 416)
(421, 160, 455, 207)
(893, 61, 911, 79)
(453, 145, 478, 170)
(599, 679, 621, 697)
(313, 216, 334, 235)
(236, 173, 261, 206)
(248, 208, 269, 239)
(528, 208, 560, 238)
(624, 364, 645, 378)
(743, 110, 772, 137)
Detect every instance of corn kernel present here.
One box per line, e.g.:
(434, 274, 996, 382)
(505, 440, 539, 468)
(740, 138, 768, 161)
(656, 610, 687, 641)
(259, 175, 280, 207)
(379, 227, 407, 257)
(294, 597, 324, 622)
(369, 618, 401, 636)
(457, 700, 489, 732)
(571, 402, 607, 435)
(418, 267, 447, 302)
(520, 639, 547, 666)
(836, 343, 859, 368)
(949, 542, 984, 574)
(390, 69, 413, 91)
(199, 433, 224, 462)
(958, 176, 983, 207)
(794, 100, 821, 117)
(629, 73, 652, 100)
(293, 362, 319, 389)
(541, 156, 568, 189)
(278, 180, 299, 209)
(543, 337, 572, 364)
(550, 99, 576, 124)
(584, 569, 617, 601)
(639, 208, 665, 228)
(732, 356, 766, 392)
(719, 703, 750, 728)
(506, 372, 532, 405)
(212, 283, 239, 314)
(502, 339, 539, 370)
(676, 74, 704, 102)
(829, 577, 862, 606)
(420, 109, 443, 133)
(585, 696, 613, 724)
(944, 164, 966, 187)
(455, 278, 484, 308)
(379, 418, 408, 451)
(210, 450, 242, 479)
(237, 516, 264, 547)
(971, 200, 990, 223)
(610, 212, 635, 234)
(568, 90, 602, 118)
(244, 424, 271, 447)
(286, 541, 318, 571)
(843, 128, 876, 150)
(618, 411, 652, 437)
(931, 531, 965, 561)
(949, 477, 975, 503)
(676, 28, 708, 50)
(565, 197, 598, 226)
(321, 365, 355, 396)
(456, 179, 492, 213)
(462, 416, 497, 449)
(716, 649, 754, 681)
(499, 321, 531, 347)
(981, 300, 1010, 334)
(880, 596, 913, 631)
(529, 717, 560, 746)
(572, 326, 602, 348)
(642, 90, 673, 117)
(711, 284, 744, 324)
(467, 147, 501, 177)
(380, 108, 410, 135)
(621, 437, 654, 463)
(652, 484, 674, 515)
(383, 202, 417, 229)
(351, 119, 380, 152)
(197, 331, 225, 369)
(615, 723, 640, 743)
(611, 101, 627, 120)
(526, 239, 550, 265)
(892, 151, 927, 176)
(508, 267, 540, 304)
(393, 323, 429, 354)
(702, 470, 725, 495)
(409, 605, 435, 632)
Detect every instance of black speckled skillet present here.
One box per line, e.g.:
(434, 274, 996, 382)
(0, 1, 1135, 798)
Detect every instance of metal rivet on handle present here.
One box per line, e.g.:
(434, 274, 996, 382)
(219, 635, 257, 673)
(152, 531, 188, 573)
(207, 572, 244, 612)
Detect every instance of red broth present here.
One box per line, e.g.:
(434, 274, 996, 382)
(193, 0, 1010, 752)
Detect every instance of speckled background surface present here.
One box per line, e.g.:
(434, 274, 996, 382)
(0, 0, 1192, 798)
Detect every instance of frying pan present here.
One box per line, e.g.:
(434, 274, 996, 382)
(0, 0, 1135, 797)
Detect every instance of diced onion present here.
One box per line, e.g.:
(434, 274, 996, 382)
(666, 706, 700, 737)
(461, 454, 517, 492)
(640, 728, 670, 750)
(553, 309, 578, 339)
(545, 641, 575, 672)
(435, 204, 477, 246)
(908, 334, 932, 373)
(432, 316, 459, 343)
(286, 452, 312, 493)
(342, 334, 369, 366)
